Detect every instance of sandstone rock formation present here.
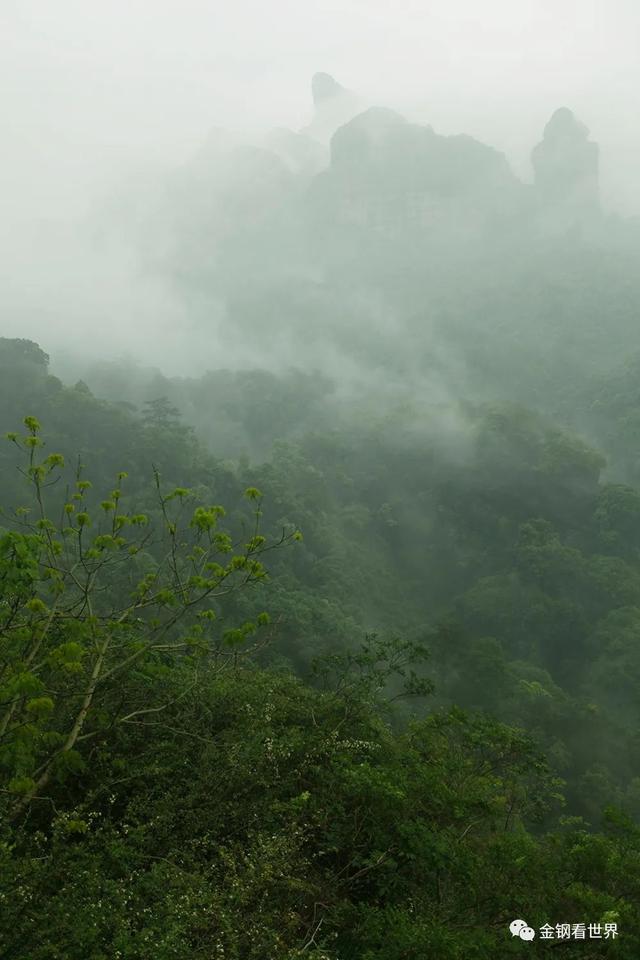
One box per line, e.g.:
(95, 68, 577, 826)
(532, 107, 599, 209)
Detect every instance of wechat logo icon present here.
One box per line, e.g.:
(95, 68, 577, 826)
(510, 919, 536, 941)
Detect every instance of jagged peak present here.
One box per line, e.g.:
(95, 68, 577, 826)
(542, 107, 590, 142)
(311, 72, 348, 106)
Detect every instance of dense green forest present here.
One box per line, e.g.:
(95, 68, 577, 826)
(3, 68, 640, 959)
(2, 297, 640, 957)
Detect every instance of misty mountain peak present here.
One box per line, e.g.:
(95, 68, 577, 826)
(532, 107, 599, 211)
(303, 73, 362, 144)
(311, 72, 347, 105)
(543, 107, 590, 143)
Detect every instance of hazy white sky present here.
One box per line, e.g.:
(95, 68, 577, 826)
(1, 0, 639, 371)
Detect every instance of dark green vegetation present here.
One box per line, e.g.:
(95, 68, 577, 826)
(2, 329, 640, 958)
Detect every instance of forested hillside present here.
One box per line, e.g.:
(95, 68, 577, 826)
(3, 66, 640, 960)
(2, 322, 640, 957)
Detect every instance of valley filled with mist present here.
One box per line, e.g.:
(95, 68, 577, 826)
(3, 6, 640, 955)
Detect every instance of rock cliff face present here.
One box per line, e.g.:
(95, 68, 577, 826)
(302, 72, 363, 144)
(532, 107, 599, 210)
(260, 76, 603, 247)
(330, 106, 516, 195)
(308, 104, 524, 252)
(307, 95, 604, 249)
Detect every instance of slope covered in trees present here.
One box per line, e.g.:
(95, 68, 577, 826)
(2, 338, 640, 956)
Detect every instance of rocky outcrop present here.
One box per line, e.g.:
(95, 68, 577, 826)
(330, 107, 516, 197)
(163, 80, 609, 296)
(302, 72, 362, 144)
(308, 105, 522, 248)
(532, 108, 599, 209)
